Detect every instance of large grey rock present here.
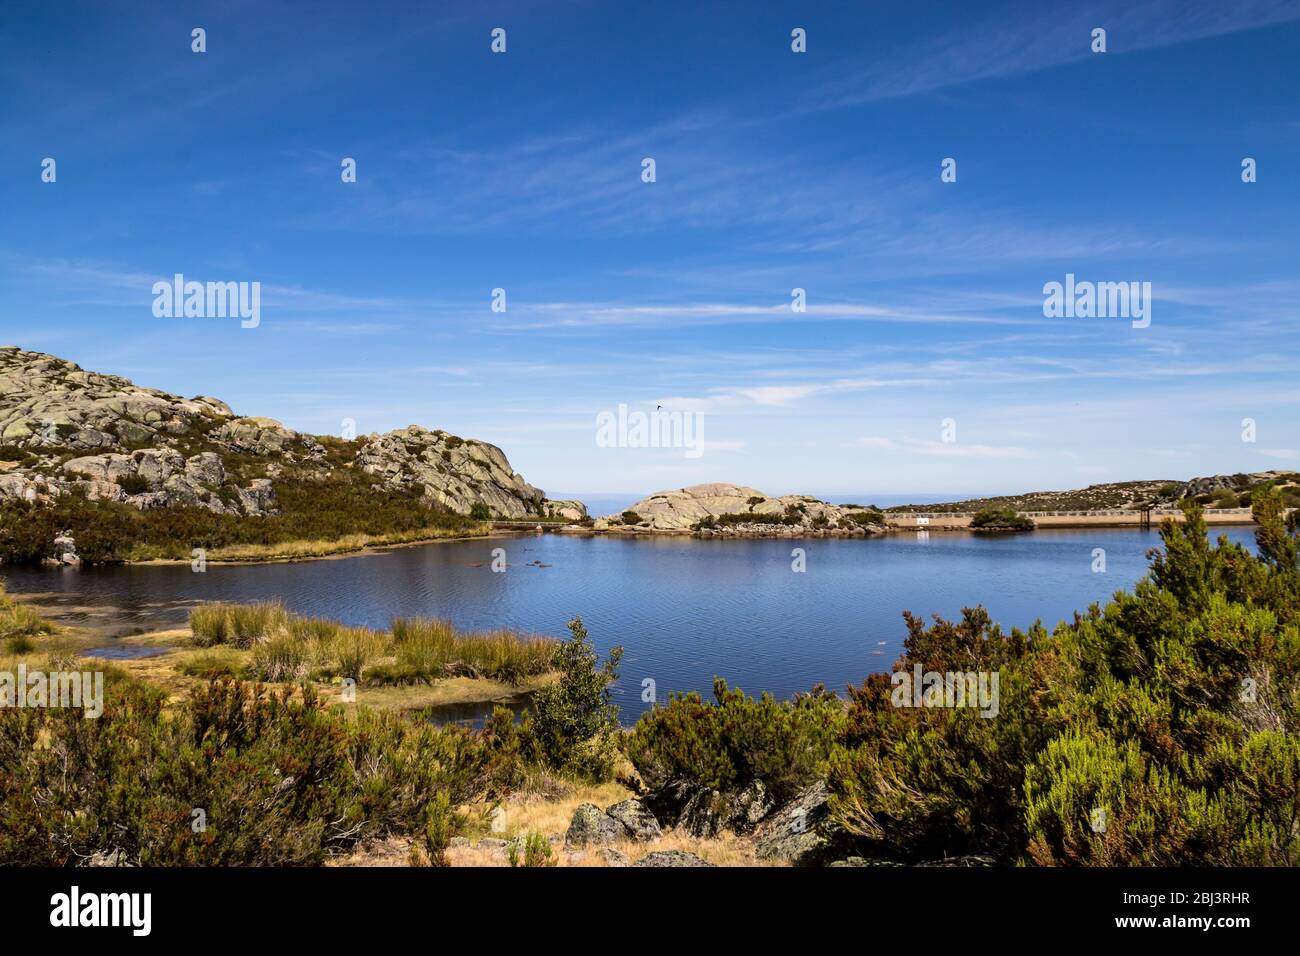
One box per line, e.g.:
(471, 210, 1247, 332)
(632, 850, 715, 868)
(594, 483, 886, 537)
(355, 425, 547, 519)
(753, 782, 831, 865)
(677, 789, 726, 839)
(729, 779, 775, 832)
(564, 803, 624, 849)
(606, 799, 662, 842)
(544, 498, 588, 521)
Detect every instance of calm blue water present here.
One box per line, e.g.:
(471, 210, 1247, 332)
(2, 527, 1257, 721)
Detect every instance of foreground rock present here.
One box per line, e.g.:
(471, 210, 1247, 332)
(565, 799, 665, 848)
(0, 346, 579, 523)
(605, 799, 663, 842)
(633, 850, 715, 868)
(564, 804, 626, 848)
(593, 483, 888, 537)
(753, 782, 831, 865)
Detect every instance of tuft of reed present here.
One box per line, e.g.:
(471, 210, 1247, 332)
(189, 602, 289, 648)
(391, 617, 555, 683)
(249, 634, 316, 682)
(0, 583, 55, 643)
(187, 604, 555, 686)
(327, 626, 387, 682)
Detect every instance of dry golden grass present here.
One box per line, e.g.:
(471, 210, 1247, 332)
(431, 780, 783, 868)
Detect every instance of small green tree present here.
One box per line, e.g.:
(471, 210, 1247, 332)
(528, 616, 623, 778)
(508, 831, 556, 867)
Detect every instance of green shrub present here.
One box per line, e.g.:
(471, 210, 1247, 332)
(844, 510, 884, 526)
(509, 831, 556, 867)
(621, 510, 642, 525)
(0, 470, 481, 565)
(627, 679, 846, 811)
(469, 502, 492, 521)
(969, 507, 1034, 530)
(0, 678, 492, 865)
(825, 497, 1300, 865)
(1210, 488, 1239, 508)
(115, 474, 152, 495)
(527, 617, 623, 779)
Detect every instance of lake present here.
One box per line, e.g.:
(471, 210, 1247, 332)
(2, 526, 1258, 722)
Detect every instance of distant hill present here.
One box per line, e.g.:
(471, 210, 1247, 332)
(884, 472, 1300, 514)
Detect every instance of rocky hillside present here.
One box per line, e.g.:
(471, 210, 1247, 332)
(0, 346, 583, 522)
(593, 483, 885, 536)
(885, 471, 1300, 514)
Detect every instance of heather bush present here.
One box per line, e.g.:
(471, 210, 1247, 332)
(826, 495, 1300, 865)
(627, 679, 846, 811)
(0, 677, 491, 865)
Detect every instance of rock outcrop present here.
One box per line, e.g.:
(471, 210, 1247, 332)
(605, 799, 663, 842)
(0, 346, 577, 522)
(355, 425, 547, 520)
(592, 483, 887, 537)
(565, 799, 665, 848)
(752, 782, 831, 865)
(564, 803, 626, 849)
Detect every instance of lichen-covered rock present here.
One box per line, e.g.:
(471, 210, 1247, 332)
(212, 416, 324, 461)
(0, 346, 231, 453)
(753, 782, 831, 865)
(606, 799, 663, 842)
(729, 779, 775, 832)
(544, 498, 588, 521)
(677, 788, 726, 839)
(564, 803, 624, 849)
(632, 850, 715, 868)
(355, 425, 546, 519)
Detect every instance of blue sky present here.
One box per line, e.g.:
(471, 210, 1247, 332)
(3, 0, 1299, 506)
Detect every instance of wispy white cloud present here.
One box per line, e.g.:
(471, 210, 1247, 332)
(800, 0, 1300, 112)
